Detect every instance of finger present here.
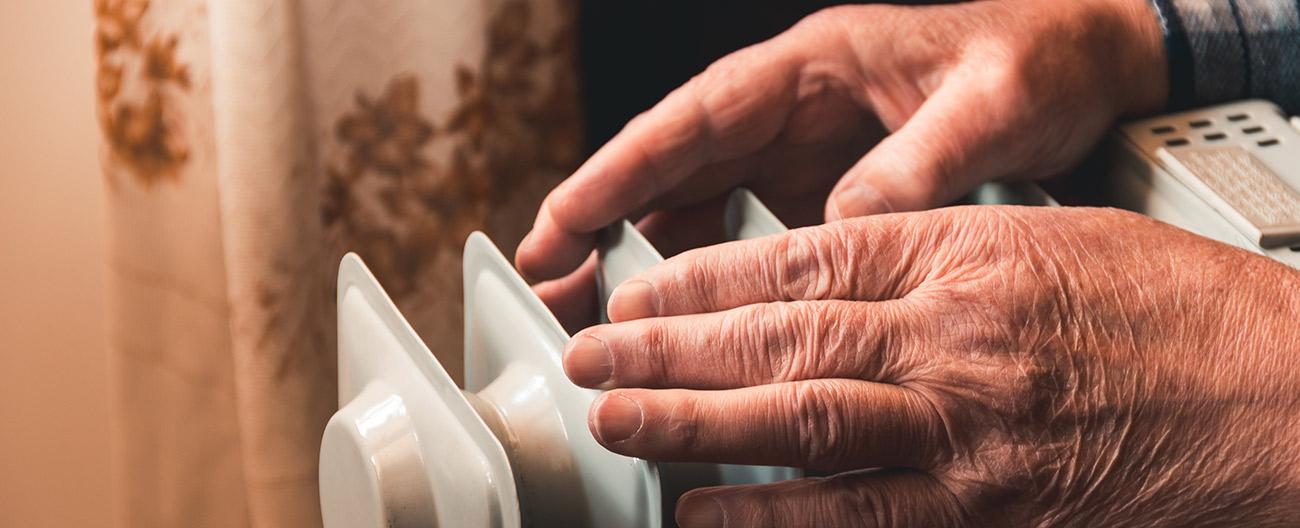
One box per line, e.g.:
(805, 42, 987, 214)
(516, 24, 846, 281)
(676, 469, 963, 528)
(528, 135, 864, 312)
(642, 104, 882, 229)
(516, 205, 597, 282)
(825, 79, 1020, 221)
(744, 138, 875, 229)
(532, 252, 599, 334)
(536, 201, 736, 333)
(551, 35, 818, 233)
(588, 380, 950, 471)
(645, 137, 868, 231)
(533, 198, 739, 333)
(606, 217, 946, 321)
(566, 300, 924, 390)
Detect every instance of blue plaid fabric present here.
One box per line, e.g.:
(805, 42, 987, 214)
(1149, 0, 1300, 113)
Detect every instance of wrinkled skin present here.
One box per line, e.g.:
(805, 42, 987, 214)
(516, 0, 1167, 330)
(511, 0, 1300, 525)
(566, 207, 1300, 527)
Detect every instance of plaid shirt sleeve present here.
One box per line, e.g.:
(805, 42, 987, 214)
(1149, 0, 1300, 114)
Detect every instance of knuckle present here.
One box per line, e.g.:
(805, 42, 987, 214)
(696, 53, 749, 94)
(842, 481, 890, 526)
(787, 381, 849, 468)
(985, 55, 1033, 99)
(723, 303, 803, 385)
(774, 232, 817, 299)
(756, 304, 793, 382)
(675, 249, 724, 310)
(781, 302, 838, 381)
(774, 229, 843, 301)
(640, 320, 674, 383)
(667, 393, 704, 452)
(719, 305, 774, 384)
(690, 63, 736, 121)
(690, 46, 799, 154)
(859, 303, 905, 381)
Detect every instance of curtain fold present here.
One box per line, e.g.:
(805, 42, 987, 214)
(97, 0, 581, 525)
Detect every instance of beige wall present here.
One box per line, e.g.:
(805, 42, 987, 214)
(0, 2, 112, 527)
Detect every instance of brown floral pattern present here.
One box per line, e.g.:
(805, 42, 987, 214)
(94, 0, 191, 185)
(322, 0, 582, 303)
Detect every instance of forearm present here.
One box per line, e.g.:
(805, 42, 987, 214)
(1149, 0, 1300, 113)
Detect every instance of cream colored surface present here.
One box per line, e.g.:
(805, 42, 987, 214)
(0, 2, 112, 527)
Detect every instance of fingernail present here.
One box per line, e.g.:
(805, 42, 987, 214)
(593, 394, 643, 444)
(608, 279, 659, 321)
(831, 184, 893, 221)
(677, 495, 725, 528)
(564, 334, 613, 388)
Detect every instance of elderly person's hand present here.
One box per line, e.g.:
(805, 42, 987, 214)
(565, 206, 1300, 527)
(516, 0, 1166, 327)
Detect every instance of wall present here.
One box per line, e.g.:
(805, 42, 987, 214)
(0, 1, 112, 527)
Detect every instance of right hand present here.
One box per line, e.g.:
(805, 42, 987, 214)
(570, 206, 1300, 527)
(516, 0, 1167, 330)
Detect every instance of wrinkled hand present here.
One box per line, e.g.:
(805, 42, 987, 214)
(564, 207, 1300, 527)
(517, 0, 1166, 328)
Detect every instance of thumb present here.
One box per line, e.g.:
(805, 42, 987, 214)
(826, 87, 1004, 221)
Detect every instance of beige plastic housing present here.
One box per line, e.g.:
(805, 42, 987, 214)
(970, 101, 1299, 269)
(1105, 100, 1300, 268)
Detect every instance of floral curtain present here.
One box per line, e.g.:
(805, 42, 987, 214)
(93, 0, 581, 526)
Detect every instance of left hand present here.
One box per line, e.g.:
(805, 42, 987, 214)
(516, 0, 1167, 331)
(563, 206, 1300, 527)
